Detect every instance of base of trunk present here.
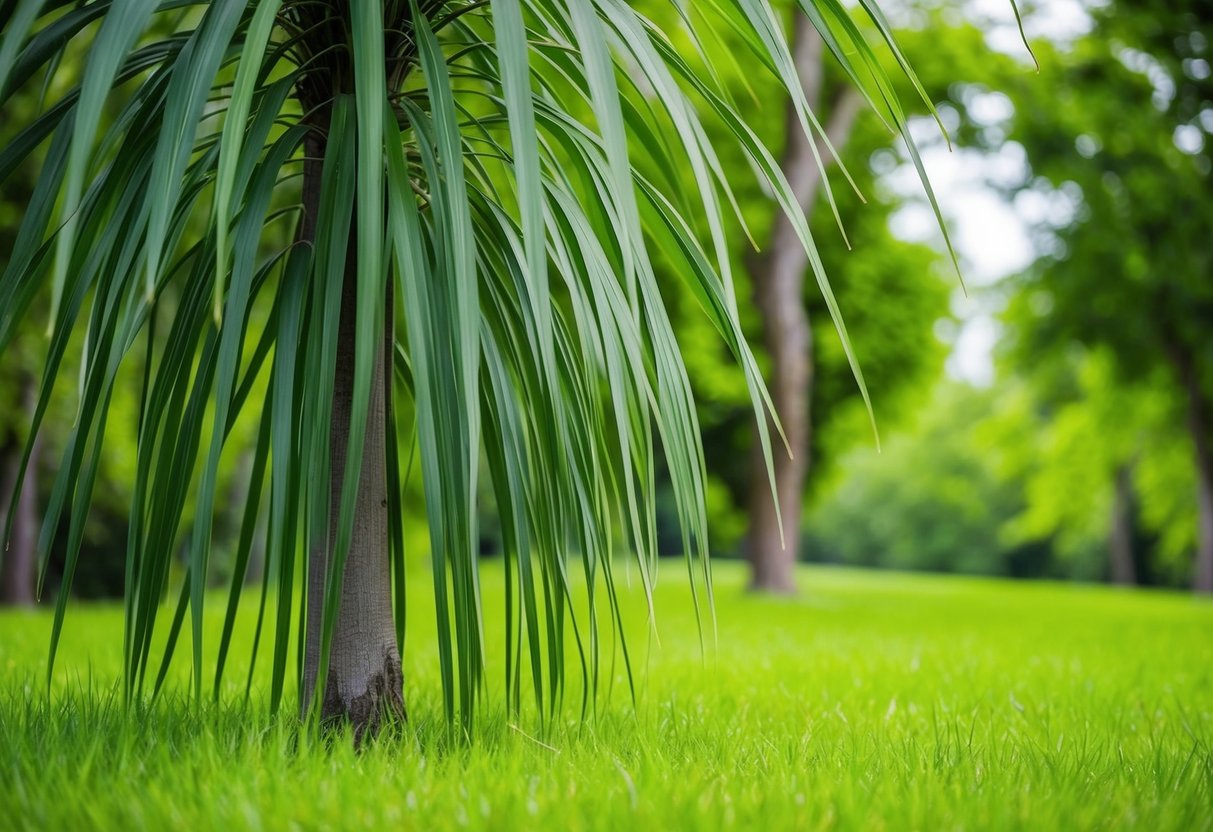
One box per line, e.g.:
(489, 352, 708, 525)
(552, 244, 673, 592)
(320, 645, 406, 745)
(747, 575, 797, 595)
(746, 528, 799, 595)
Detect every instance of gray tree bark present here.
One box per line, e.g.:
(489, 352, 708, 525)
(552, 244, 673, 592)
(1, 373, 39, 607)
(746, 16, 863, 593)
(298, 138, 404, 738)
(1108, 464, 1136, 585)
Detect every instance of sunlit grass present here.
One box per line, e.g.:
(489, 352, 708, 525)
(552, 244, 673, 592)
(2, 561, 1211, 830)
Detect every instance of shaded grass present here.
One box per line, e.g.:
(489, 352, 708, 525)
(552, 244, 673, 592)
(1, 562, 1211, 830)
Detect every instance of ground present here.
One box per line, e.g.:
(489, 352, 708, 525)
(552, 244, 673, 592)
(1, 562, 1210, 830)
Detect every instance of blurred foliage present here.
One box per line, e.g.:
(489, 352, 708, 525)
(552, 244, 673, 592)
(2, 0, 1210, 594)
(807, 382, 1034, 576)
(807, 367, 1193, 586)
(786, 0, 1213, 588)
(999, 1, 1212, 381)
(651, 5, 975, 556)
(994, 350, 1194, 585)
(0, 90, 271, 598)
(993, 0, 1213, 584)
(0, 78, 132, 596)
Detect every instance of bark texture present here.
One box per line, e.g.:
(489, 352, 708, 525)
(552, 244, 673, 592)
(1, 373, 39, 607)
(1108, 464, 1137, 585)
(298, 138, 404, 738)
(745, 16, 863, 593)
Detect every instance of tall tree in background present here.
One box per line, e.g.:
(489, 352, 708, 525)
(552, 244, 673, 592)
(745, 17, 863, 593)
(742, 7, 979, 593)
(1108, 463, 1137, 585)
(0, 88, 42, 607)
(0, 0, 961, 736)
(0, 369, 38, 606)
(992, 0, 1213, 591)
(989, 351, 1177, 585)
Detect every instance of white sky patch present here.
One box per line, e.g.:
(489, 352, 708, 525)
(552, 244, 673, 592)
(888, 143, 1034, 386)
(971, 0, 1096, 55)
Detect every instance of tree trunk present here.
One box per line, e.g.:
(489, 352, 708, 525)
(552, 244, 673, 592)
(1172, 348, 1213, 594)
(1108, 463, 1136, 585)
(1, 373, 39, 607)
(298, 137, 404, 738)
(746, 231, 813, 594)
(745, 16, 863, 593)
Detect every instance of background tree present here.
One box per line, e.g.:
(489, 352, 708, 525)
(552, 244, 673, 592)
(0, 97, 45, 607)
(0, 0, 959, 736)
(991, 349, 1187, 585)
(806, 0, 1212, 592)
(660, 14, 1015, 592)
(0, 360, 39, 607)
(983, 0, 1213, 591)
(742, 15, 864, 593)
(739, 6, 967, 593)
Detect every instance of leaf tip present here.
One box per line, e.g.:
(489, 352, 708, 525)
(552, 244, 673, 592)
(955, 263, 969, 297)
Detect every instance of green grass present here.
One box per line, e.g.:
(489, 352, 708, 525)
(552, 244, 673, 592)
(1, 562, 1211, 830)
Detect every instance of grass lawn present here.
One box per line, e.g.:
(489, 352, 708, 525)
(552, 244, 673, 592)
(1, 561, 1211, 830)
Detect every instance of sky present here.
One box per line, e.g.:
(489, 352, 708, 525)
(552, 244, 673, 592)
(881, 0, 1094, 385)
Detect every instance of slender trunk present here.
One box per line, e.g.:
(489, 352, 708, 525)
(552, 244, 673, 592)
(746, 234, 812, 594)
(1, 373, 39, 607)
(1171, 347, 1213, 594)
(1108, 463, 1136, 585)
(298, 135, 404, 737)
(1195, 459, 1213, 594)
(745, 16, 862, 593)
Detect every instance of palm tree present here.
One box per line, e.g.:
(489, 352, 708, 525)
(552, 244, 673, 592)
(0, 0, 963, 737)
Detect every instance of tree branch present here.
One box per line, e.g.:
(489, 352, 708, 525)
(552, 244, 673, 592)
(778, 18, 867, 229)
